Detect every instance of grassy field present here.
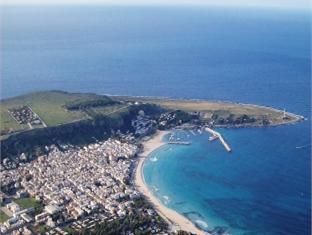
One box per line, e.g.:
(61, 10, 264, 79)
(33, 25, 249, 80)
(0, 91, 121, 136)
(0, 108, 29, 132)
(87, 104, 130, 117)
(13, 197, 41, 209)
(0, 91, 91, 128)
(0, 210, 10, 223)
(13, 197, 44, 215)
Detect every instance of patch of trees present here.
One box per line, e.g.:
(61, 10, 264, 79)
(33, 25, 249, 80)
(90, 212, 153, 235)
(174, 110, 193, 123)
(65, 97, 119, 111)
(74, 198, 168, 235)
(128, 103, 166, 117)
(212, 113, 256, 125)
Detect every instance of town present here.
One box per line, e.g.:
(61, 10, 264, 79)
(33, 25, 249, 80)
(0, 136, 168, 234)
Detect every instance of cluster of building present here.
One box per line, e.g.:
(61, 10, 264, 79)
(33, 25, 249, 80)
(131, 110, 156, 137)
(8, 106, 43, 126)
(158, 112, 178, 128)
(0, 138, 163, 234)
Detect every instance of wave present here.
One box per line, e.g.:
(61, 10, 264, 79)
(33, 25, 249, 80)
(195, 219, 208, 228)
(163, 195, 171, 204)
(152, 186, 159, 192)
(150, 156, 158, 162)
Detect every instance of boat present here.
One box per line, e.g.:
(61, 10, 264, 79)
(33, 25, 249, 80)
(209, 135, 218, 141)
(296, 144, 310, 149)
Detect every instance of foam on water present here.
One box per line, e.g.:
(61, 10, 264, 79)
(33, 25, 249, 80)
(162, 195, 171, 205)
(150, 156, 158, 162)
(195, 220, 209, 228)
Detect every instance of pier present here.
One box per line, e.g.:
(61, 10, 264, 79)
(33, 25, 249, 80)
(205, 127, 232, 152)
(168, 141, 191, 145)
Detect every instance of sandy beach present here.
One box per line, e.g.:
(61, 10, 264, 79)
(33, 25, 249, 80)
(134, 130, 207, 235)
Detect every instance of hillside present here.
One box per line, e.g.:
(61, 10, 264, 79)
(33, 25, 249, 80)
(0, 91, 123, 138)
(1, 91, 303, 139)
(0, 90, 304, 166)
(116, 96, 303, 126)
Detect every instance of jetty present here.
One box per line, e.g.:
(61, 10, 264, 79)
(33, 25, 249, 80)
(168, 141, 191, 145)
(205, 127, 232, 152)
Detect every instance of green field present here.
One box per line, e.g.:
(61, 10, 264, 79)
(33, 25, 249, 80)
(13, 197, 41, 209)
(0, 210, 10, 223)
(0, 91, 122, 137)
(13, 197, 44, 214)
(0, 108, 28, 132)
(85, 104, 130, 117)
(0, 91, 90, 129)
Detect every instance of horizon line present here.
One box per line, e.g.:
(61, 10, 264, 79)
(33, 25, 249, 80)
(0, 1, 311, 11)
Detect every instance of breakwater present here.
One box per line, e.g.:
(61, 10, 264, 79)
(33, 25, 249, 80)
(205, 127, 232, 152)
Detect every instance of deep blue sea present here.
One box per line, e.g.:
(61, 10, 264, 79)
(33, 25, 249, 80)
(1, 6, 311, 234)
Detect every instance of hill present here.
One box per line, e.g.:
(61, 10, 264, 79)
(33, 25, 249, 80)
(0, 91, 123, 138)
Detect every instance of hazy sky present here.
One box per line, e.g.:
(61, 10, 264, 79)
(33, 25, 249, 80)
(0, 0, 310, 9)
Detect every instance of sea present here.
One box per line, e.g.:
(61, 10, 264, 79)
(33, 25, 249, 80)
(1, 5, 311, 235)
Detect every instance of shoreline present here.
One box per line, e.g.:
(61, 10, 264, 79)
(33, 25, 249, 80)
(111, 94, 305, 122)
(134, 130, 207, 235)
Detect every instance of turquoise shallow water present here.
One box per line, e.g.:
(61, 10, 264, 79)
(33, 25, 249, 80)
(143, 123, 311, 234)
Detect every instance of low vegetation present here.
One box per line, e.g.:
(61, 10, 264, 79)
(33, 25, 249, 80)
(14, 197, 43, 214)
(75, 198, 168, 235)
(31, 225, 50, 234)
(1, 91, 87, 135)
(0, 210, 10, 223)
(64, 96, 119, 111)
(119, 96, 300, 126)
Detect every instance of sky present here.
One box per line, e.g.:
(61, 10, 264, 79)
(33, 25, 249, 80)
(0, 0, 310, 9)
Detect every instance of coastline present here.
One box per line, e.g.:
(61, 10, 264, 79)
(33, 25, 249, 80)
(134, 130, 207, 235)
(113, 95, 304, 125)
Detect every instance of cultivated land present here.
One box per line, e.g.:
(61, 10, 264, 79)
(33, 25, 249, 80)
(0, 91, 302, 139)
